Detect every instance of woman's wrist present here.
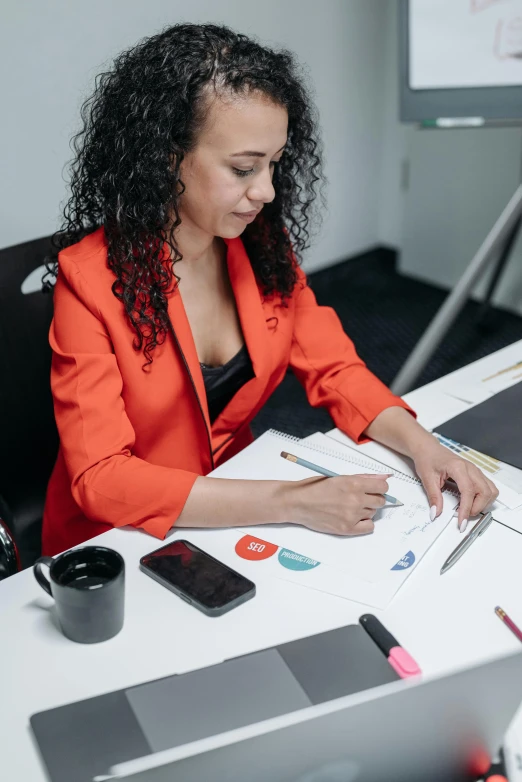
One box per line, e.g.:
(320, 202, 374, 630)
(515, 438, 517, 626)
(402, 429, 440, 462)
(363, 405, 437, 461)
(277, 479, 313, 526)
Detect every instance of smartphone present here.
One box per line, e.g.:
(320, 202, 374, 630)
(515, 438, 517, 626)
(139, 539, 256, 617)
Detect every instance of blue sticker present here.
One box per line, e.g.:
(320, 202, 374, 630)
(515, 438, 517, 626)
(278, 548, 320, 571)
(391, 550, 416, 571)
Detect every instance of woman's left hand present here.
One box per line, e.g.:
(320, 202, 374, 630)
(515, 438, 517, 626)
(412, 440, 498, 533)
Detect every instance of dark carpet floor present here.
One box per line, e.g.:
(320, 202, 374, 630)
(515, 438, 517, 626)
(251, 247, 522, 439)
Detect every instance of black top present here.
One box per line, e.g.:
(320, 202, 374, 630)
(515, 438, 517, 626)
(200, 344, 254, 424)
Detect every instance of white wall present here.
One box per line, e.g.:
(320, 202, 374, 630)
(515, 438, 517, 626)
(399, 127, 522, 313)
(0, 0, 388, 273)
(5, 1, 522, 308)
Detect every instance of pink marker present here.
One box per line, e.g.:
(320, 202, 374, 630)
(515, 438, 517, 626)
(359, 614, 421, 679)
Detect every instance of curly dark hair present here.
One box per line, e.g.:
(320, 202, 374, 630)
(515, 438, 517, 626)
(45, 22, 325, 364)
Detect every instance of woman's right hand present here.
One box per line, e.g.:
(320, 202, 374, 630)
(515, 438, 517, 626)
(282, 473, 392, 536)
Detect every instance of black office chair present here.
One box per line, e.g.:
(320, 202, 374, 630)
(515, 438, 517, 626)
(0, 235, 58, 576)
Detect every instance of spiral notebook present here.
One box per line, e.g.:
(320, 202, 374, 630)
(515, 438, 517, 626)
(209, 430, 459, 608)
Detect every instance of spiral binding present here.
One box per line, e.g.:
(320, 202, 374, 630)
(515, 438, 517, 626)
(267, 429, 458, 497)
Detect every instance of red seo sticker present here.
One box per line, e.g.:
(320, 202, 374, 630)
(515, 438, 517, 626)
(235, 535, 278, 561)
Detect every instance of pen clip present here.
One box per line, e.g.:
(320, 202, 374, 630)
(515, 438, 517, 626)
(477, 512, 493, 536)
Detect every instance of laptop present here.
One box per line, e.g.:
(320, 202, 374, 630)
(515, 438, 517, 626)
(31, 624, 398, 782)
(99, 648, 522, 782)
(30, 625, 522, 782)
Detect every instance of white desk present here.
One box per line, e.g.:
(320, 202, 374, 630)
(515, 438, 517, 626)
(3, 341, 522, 781)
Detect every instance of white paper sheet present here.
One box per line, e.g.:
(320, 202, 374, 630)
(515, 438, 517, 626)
(438, 342, 522, 405)
(493, 505, 522, 535)
(403, 386, 472, 431)
(283, 433, 457, 583)
(211, 430, 458, 608)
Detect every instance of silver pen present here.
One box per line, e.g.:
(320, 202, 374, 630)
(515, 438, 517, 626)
(440, 512, 494, 575)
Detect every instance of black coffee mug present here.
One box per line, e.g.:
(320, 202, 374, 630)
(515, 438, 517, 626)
(33, 546, 125, 643)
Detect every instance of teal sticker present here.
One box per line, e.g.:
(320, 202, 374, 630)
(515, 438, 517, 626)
(391, 550, 415, 571)
(278, 548, 320, 571)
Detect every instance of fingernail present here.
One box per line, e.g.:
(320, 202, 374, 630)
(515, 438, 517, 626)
(430, 505, 437, 522)
(460, 518, 468, 533)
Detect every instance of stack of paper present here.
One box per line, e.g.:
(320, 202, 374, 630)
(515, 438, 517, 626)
(209, 430, 458, 609)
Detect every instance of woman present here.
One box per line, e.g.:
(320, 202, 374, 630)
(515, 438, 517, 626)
(43, 23, 497, 556)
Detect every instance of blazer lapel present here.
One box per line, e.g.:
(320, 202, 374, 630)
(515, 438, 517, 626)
(166, 274, 212, 437)
(224, 237, 270, 381)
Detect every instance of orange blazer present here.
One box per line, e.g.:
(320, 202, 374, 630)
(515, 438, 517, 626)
(42, 228, 414, 556)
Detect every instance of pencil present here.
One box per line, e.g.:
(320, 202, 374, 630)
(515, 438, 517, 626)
(483, 360, 522, 381)
(280, 451, 403, 506)
(495, 606, 522, 643)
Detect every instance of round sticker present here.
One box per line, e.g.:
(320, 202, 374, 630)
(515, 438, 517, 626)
(278, 548, 320, 571)
(391, 550, 416, 571)
(235, 535, 278, 561)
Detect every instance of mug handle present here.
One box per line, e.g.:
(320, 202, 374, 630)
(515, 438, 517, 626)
(34, 556, 54, 596)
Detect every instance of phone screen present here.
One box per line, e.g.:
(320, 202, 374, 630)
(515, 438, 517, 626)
(140, 540, 255, 611)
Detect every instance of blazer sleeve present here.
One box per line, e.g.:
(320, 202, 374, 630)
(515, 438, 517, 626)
(288, 267, 416, 444)
(49, 257, 199, 539)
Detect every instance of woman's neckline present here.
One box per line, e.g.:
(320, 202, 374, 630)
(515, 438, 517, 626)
(199, 343, 248, 371)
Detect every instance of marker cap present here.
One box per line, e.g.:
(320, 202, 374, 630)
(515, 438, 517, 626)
(388, 646, 421, 678)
